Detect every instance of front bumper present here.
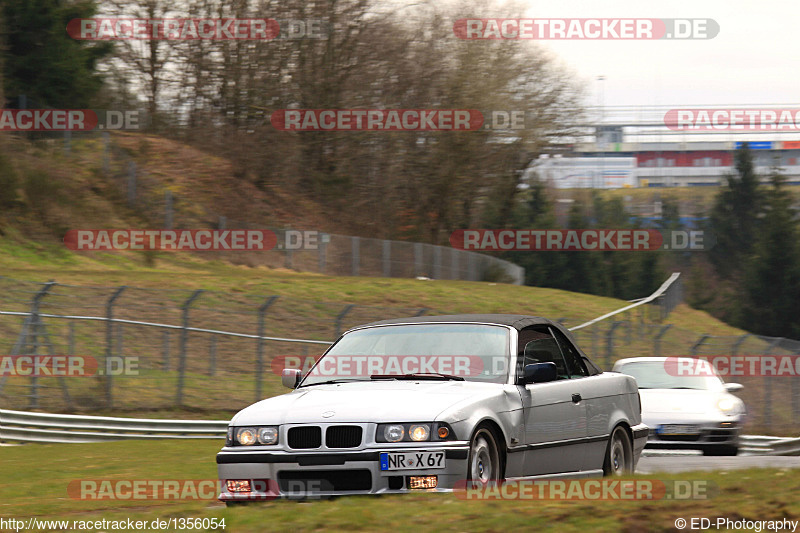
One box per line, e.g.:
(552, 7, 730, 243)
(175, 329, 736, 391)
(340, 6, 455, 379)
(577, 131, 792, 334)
(217, 443, 470, 501)
(644, 420, 740, 449)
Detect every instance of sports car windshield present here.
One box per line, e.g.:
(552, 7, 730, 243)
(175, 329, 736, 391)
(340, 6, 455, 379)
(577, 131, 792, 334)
(300, 323, 510, 386)
(616, 361, 725, 391)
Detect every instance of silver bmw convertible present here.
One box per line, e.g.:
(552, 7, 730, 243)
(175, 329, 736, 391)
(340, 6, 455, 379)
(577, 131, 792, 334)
(216, 314, 648, 502)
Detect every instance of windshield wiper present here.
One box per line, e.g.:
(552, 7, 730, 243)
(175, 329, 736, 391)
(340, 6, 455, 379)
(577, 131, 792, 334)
(300, 378, 369, 387)
(370, 373, 465, 381)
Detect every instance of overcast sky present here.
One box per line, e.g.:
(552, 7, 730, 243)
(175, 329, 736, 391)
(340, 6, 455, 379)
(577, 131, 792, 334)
(521, 0, 798, 108)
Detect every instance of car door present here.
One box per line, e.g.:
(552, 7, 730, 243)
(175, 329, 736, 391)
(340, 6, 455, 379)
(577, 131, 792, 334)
(518, 326, 587, 476)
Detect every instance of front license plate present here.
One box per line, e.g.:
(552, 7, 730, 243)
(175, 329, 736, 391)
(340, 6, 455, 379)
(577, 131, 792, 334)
(380, 451, 445, 471)
(658, 424, 700, 435)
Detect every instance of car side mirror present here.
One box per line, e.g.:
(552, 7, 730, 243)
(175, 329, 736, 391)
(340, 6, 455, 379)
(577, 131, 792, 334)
(282, 368, 301, 389)
(724, 383, 743, 393)
(523, 362, 557, 384)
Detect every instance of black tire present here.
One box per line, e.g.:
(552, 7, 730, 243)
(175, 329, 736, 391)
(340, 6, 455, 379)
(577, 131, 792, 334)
(467, 426, 502, 483)
(702, 445, 738, 457)
(603, 426, 633, 476)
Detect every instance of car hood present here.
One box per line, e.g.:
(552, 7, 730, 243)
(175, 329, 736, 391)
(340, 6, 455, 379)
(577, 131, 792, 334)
(231, 380, 505, 425)
(639, 388, 726, 414)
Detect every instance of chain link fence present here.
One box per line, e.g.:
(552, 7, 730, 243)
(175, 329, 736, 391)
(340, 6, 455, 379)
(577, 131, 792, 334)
(0, 274, 796, 434)
(70, 131, 524, 284)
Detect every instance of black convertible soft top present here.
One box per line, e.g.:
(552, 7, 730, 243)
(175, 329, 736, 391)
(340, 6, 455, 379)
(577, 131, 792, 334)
(364, 314, 557, 331)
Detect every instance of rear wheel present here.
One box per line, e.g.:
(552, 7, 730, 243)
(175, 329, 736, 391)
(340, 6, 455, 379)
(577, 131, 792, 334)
(603, 426, 633, 476)
(468, 427, 502, 483)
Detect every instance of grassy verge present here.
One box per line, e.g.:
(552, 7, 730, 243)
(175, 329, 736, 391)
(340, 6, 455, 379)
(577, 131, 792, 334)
(1, 440, 798, 532)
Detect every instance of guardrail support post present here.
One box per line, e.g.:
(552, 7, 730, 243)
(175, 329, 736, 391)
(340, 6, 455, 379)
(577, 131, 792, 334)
(176, 290, 203, 407)
(255, 296, 280, 402)
(105, 286, 126, 408)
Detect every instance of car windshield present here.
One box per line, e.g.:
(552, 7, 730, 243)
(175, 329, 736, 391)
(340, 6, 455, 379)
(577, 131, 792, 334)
(616, 360, 725, 391)
(299, 323, 510, 386)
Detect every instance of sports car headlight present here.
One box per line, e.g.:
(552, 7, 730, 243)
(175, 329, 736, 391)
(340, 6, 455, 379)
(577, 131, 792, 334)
(236, 428, 257, 446)
(377, 423, 455, 442)
(384, 424, 405, 442)
(718, 398, 736, 415)
(234, 426, 279, 446)
(258, 427, 279, 445)
(409, 424, 430, 442)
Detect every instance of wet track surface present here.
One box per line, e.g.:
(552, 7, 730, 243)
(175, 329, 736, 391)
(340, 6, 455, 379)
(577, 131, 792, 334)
(637, 449, 800, 473)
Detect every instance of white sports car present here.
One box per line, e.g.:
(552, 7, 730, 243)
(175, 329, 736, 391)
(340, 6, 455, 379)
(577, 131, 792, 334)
(217, 315, 648, 502)
(612, 357, 746, 456)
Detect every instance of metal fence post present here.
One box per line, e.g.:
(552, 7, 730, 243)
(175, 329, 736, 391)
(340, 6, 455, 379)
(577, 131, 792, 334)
(255, 296, 279, 402)
(102, 131, 110, 176)
(731, 334, 750, 356)
(127, 161, 136, 206)
(117, 322, 124, 359)
(762, 337, 783, 432)
(105, 286, 126, 408)
(690, 335, 710, 356)
(209, 336, 217, 377)
(68, 322, 75, 356)
(382, 240, 391, 278)
(451, 249, 460, 280)
(352, 237, 360, 276)
(176, 290, 203, 406)
(164, 190, 173, 230)
(162, 331, 170, 371)
(654, 324, 672, 356)
(414, 243, 423, 277)
(319, 239, 328, 273)
(606, 321, 623, 369)
(335, 304, 355, 338)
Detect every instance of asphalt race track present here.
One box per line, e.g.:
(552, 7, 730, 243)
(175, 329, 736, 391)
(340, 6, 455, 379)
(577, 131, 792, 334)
(637, 450, 800, 474)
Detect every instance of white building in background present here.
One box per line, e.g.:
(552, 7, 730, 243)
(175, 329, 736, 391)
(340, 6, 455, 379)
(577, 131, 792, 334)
(526, 155, 637, 189)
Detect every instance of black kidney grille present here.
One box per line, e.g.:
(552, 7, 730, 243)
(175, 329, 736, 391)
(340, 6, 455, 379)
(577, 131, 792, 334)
(287, 426, 322, 449)
(325, 425, 363, 448)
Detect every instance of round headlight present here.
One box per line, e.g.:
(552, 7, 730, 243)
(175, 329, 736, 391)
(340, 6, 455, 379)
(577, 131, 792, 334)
(409, 424, 430, 442)
(236, 427, 257, 446)
(718, 398, 735, 414)
(258, 427, 278, 445)
(384, 424, 404, 442)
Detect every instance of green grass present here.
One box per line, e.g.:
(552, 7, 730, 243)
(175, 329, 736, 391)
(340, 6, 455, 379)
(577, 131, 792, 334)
(1, 440, 799, 532)
(3, 234, 796, 433)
